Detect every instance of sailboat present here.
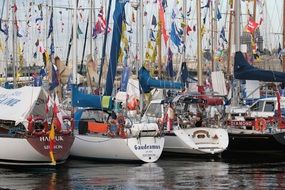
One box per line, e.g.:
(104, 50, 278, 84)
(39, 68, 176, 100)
(0, 86, 74, 165)
(223, 0, 285, 155)
(143, 0, 229, 155)
(70, 0, 164, 163)
(0, 0, 74, 166)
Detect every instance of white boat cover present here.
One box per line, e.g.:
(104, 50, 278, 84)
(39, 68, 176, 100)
(0, 86, 48, 124)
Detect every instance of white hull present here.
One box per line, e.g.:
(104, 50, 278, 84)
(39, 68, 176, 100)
(164, 127, 229, 155)
(0, 138, 68, 165)
(71, 134, 164, 163)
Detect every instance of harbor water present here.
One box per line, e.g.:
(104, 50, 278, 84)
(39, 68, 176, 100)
(1, 155, 285, 189)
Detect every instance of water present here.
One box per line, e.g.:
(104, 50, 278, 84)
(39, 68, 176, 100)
(0, 156, 285, 190)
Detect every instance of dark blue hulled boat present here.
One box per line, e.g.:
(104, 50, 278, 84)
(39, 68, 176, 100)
(224, 51, 285, 156)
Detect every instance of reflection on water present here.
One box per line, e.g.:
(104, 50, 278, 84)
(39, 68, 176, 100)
(0, 157, 285, 189)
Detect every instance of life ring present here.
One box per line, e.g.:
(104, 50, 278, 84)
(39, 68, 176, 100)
(254, 118, 267, 131)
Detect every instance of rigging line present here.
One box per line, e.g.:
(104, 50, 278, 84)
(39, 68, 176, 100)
(79, 15, 89, 74)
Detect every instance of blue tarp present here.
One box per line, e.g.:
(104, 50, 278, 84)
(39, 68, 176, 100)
(234, 51, 285, 82)
(138, 67, 183, 93)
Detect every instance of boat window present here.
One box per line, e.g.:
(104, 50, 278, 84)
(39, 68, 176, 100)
(145, 103, 162, 118)
(250, 101, 264, 112)
(264, 101, 275, 112)
(81, 110, 109, 122)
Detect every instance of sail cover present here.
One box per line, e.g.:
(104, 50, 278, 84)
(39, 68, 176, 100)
(72, 85, 112, 110)
(138, 67, 183, 93)
(234, 51, 285, 82)
(0, 86, 48, 124)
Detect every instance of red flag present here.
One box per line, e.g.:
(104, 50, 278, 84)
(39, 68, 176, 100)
(158, 0, 169, 45)
(246, 17, 258, 33)
(186, 25, 192, 35)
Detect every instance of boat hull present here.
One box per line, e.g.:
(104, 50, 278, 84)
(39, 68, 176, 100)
(0, 135, 74, 166)
(224, 131, 285, 154)
(164, 127, 229, 155)
(70, 134, 165, 163)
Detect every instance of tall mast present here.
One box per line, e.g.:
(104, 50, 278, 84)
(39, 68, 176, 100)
(253, 0, 257, 22)
(72, 0, 78, 84)
(211, 0, 218, 71)
(234, 0, 241, 52)
(157, 10, 162, 77)
(226, 0, 233, 77)
(282, 0, 285, 72)
(182, 0, 187, 63)
(196, 0, 203, 87)
(12, 0, 17, 88)
(139, 0, 144, 70)
(175, 0, 187, 81)
(4, 0, 9, 83)
(89, 0, 93, 55)
(135, 1, 139, 76)
(232, 0, 241, 107)
(98, 0, 112, 88)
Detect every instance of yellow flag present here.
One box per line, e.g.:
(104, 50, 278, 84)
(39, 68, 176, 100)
(147, 41, 154, 50)
(118, 48, 123, 63)
(49, 123, 56, 165)
(180, 21, 187, 28)
(145, 51, 151, 60)
(151, 48, 157, 62)
(122, 22, 127, 33)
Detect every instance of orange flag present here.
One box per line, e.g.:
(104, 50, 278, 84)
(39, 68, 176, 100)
(158, 0, 169, 46)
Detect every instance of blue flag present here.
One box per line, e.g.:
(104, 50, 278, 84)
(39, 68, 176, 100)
(120, 66, 130, 92)
(166, 48, 175, 77)
(216, 8, 222, 21)
(48, 11, 53, 38)
(219, 27, 228, 43)
(170, 22, 182, 48)
(49, 64, 59, 91)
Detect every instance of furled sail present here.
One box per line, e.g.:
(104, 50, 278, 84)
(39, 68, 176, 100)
(138, 67, 183, 93)
(234, 51, 285, 82)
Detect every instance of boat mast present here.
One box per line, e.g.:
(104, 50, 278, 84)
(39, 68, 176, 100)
(139, 0, 144, 70)
(12, 0, 17, 88)
(4, 0, 9, 83)
(98, 0, 112, 88)
(72, 0, 78, 84)
(157, 6, 162, 77)
(282, 0, 285, 72)
(226, 1, 234, 78)
(211, 0, 218, 71)
(234, 0, 241, 52)
(232, 0, 241, 107)
(175, 0, 187, 82)
(89, 0, 93, 55)
(196, 0, 203, 91)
